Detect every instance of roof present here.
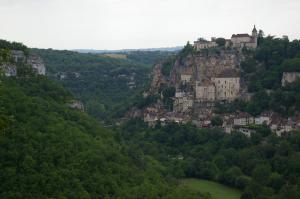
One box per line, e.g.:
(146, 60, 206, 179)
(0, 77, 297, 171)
(231, 34, 251, 38)
(198, 80, 215, 87)
(216, 69, 240, 78)
(235, 112, 252, 119)
(182, 67, 193, 75)
(194, 40, 209, 44)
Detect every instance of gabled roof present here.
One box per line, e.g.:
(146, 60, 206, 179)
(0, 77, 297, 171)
(231, 34, 251, 38)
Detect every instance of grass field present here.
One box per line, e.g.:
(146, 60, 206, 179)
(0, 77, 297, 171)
(181, 178, 241, 199)
(101, 53, 127, 59)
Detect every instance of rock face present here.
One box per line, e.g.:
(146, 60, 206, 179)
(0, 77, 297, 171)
(27, 54, 46, 75)
(149, 63, 166, 94)
(68, 100, 85, 112)
(0, 63, 17, 76)
(170, 50, 244, 88)
(282, 72, 300, 86)
(0, 50, 46, 76)
(150, 49, 245, 100)
(138, 48, 247, 127)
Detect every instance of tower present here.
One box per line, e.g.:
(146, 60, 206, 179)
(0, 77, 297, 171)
(252, 25, 258, 38)
(252, 25, 258, 47)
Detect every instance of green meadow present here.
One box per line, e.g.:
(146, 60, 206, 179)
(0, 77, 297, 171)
(181, 179, 242, 199)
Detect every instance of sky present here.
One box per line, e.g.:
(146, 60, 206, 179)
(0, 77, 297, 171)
(0, 0, 299, 50)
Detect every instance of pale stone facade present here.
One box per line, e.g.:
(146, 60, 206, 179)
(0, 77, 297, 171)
(173, 96, 193, 112)
(194, 38, 217, 50)
(230, 26, 258, 49)
(181, 74, 192, 83)
(195, 81, 216, 101)
(194, 26, 258, 50)
(212, 77, 240, 101)
(234, 112, 255, 126)
(195, 69, 240, 102)
(281, 72, 300, 86)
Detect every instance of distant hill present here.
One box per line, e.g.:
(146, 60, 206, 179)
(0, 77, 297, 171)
(73, 46, 183, 54)
(31, 48, 175, 122)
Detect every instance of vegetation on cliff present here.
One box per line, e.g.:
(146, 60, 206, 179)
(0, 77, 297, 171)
(31, 49, 152, 122)
(235, 36, 300, 116)
(0, 65, 211, 199)
(117, 119, 300, 199)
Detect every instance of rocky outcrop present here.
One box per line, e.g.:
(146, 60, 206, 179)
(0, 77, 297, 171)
(282, 72, 300, 86)
(170, 49, 244, 88)
(67, 100, 85, 112)
(0, 63, 17, 76)
(149, 63, 166, 94)
(27, 54, 46, 75)
(148, 49, 246, 99)
(0, 50, 46, 76)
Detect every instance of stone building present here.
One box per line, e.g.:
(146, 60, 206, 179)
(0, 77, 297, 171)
(231, 26, 258, 49)
(180, 67, 193, 84)
(281, 72, 300, 86)
(234, 112, 255, 126)
(195, 69, 240, 102)
(195, 81, 216, 101)
(194, 38, 217, 50)
(194, 26, 258, 50)
(211, 69, 240, 101)
(173, 96, 193, 112)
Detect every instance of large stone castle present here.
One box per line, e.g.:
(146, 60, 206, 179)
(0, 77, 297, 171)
(194, 26, 258, 50)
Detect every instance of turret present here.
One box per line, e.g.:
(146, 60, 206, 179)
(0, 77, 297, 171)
(252, 25, 258, 38)
(252, 25, 258, 47)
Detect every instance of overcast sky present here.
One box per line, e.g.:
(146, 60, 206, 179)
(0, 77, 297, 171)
(0, 0, 299, 50)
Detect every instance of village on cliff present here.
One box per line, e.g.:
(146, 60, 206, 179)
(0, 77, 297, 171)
(136, 26, 300, 136)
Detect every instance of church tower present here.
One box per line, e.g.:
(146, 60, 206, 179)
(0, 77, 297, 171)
(252, 25, 258, 47)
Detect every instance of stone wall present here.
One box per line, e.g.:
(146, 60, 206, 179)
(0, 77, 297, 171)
(211, 77, 240, 101)
(195, 81, 216, 101)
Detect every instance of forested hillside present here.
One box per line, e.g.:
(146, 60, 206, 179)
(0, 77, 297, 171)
(117, 120, 300, 199)
(0, 63, 212, 199)
(31, 49, 172, 122)
(224, 36, 300, 116)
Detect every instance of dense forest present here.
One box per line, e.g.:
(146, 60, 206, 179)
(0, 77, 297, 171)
(0, 62, 213, 198)
(116, 119, 300, 199)
(236, 36, 300, 116)
(31, 49, 172, 122)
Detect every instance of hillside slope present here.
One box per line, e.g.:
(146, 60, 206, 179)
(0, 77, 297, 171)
(31, 49, 172, 122)
(0, 71, 215, 199)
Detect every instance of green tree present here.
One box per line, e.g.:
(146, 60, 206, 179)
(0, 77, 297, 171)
(216, 38, 226, 47)
(211, 116, 223, 126)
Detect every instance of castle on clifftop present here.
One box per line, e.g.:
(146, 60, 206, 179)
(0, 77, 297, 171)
(194, 25, 258, 50)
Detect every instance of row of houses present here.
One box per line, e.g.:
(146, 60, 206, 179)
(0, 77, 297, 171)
(143, 106, 190, 127)
(223, 111, 300, 136)
(143, 106, 300, 137)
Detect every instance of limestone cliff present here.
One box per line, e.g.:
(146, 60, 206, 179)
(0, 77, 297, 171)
(0, 50, 46, 76)
(151, 49, 245, 93)
(149, 63, 166, 94)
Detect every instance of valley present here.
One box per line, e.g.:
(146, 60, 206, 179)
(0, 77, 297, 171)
(1, 27, 300, 199)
